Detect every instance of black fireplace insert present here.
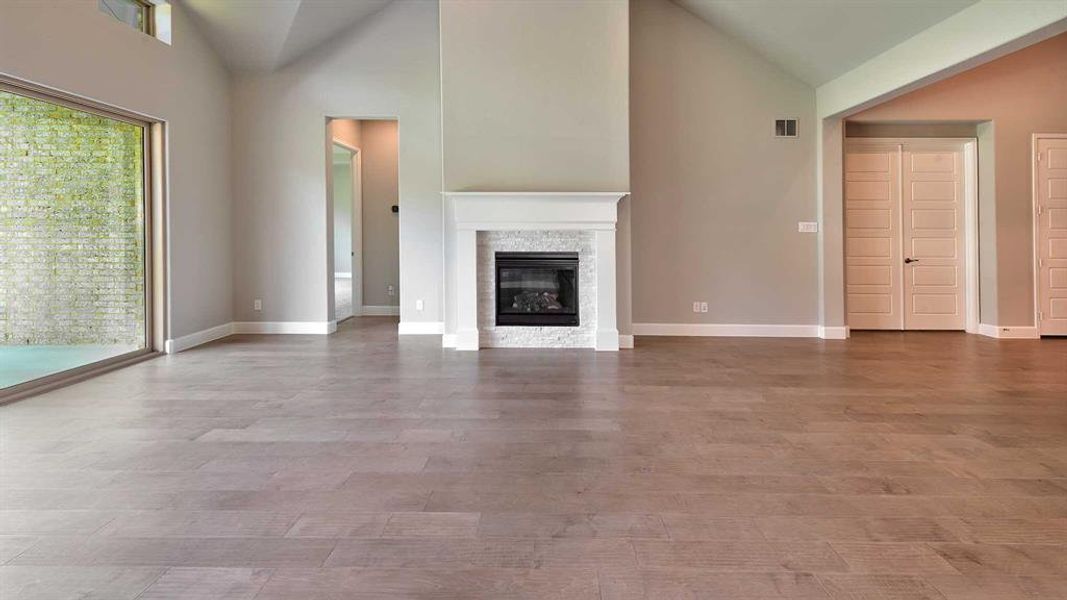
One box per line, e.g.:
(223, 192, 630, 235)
(495, 252, 579, 326)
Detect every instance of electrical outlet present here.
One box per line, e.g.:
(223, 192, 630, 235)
(415, 299, 424, 311)
(253, 299, 262, 311)
(692, 301, 701, 313)
(387, 284, 396, 297)
(798, 221, 819, 233)
(700, 302, 708, 313)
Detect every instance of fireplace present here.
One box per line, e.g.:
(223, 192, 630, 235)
(495, 252, 579, 326)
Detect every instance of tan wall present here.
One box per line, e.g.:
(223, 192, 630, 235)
(850, 32, 1067, 326)
(630, 0, 818, 325)
(360, 120, 400, 307)
(439, 0, 632, 337)
(439, 0, 630, 191)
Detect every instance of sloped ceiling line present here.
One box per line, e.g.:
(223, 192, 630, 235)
(672, 0, 978, 86)
(183, 0, 393, 72)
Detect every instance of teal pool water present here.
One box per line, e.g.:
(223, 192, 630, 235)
(0, 344, 140, 389)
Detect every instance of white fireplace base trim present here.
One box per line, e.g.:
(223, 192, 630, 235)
(446, 192, 626, 352)
(443, 332, 632, 350)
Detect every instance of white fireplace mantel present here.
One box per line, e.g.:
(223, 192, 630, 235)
(444, 192, 628, 351)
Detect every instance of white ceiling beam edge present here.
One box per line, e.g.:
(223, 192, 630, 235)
(816, 0, 1067, 118)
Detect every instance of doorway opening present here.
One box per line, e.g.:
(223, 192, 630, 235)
(332, 140, 360, 321)
(843, 135, 979, 333)
(326, 118, 400, 324)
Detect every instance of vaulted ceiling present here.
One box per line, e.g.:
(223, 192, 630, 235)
(183, 0, 979, 83)
(672, 0, 978, 86)
(182, 0, 392, 72)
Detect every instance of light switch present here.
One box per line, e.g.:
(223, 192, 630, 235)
(798, 221, 819, 233)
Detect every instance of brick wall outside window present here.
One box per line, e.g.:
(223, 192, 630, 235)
(0, 91, 145, 346)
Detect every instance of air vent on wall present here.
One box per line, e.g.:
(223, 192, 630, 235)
(774, 119, 798, 138)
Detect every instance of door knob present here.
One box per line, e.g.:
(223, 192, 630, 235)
(904, 258, 919, 264)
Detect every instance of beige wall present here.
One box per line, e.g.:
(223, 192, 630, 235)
(850, 32, 1067, 326)
(231, 0, 441, 325)
(360, 120, 400, 307)
(630, 0, 818, 325)
(439, 0, 632, 338)
(0, 1, 233, 341)
(440, 0, 630, 192)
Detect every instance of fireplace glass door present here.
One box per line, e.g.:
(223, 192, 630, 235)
(495, 252, 579, 326)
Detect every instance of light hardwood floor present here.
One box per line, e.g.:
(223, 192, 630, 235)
(2, 317, 1066, 599)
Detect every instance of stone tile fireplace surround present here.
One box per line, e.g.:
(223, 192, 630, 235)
(444, 192, 627, 351)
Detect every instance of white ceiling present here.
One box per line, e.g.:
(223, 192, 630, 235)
(673, 0, 979, 86)
(182, 0, 392, 72)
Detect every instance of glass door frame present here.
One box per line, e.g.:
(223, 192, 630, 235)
(0, 75, 166, 402)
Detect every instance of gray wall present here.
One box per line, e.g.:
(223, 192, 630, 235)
(231, 0, 441, 325)
(630, 0, 818, 325)
(440, 0, 632, 338)
(0, 1, 233, 341)
(360, 120, 400, 307)
(440, 0, 630, 192)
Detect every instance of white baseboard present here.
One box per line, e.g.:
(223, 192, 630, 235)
(595, 329, 621, 351)
(398, 321, 444, 335)
(819, 326, 850, 340)
(166, 319, 340, 353)
(361, 305, 400, 316)
(232, 321, 336, 335)
(618, 334, 635, 349)
(978, 323, 1040, 339)
(164, 322, 234, 354)
(633, 323, 821, 338)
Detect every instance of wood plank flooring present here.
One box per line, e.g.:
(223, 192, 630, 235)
(2, 317, 1066, 599)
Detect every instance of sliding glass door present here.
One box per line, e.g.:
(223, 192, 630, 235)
(0, 85, 151, 394)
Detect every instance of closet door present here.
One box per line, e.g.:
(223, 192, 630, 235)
(1037, 136, 1067, 335)
(901, 142, 966, 330)
(845, 143, 902, 329)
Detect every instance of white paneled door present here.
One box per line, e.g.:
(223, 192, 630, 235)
(1037, 136, 1067, 336)
(846, 139, 969, 331)
(845, 143, 901, 330)
(901, 142, 966, 330)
